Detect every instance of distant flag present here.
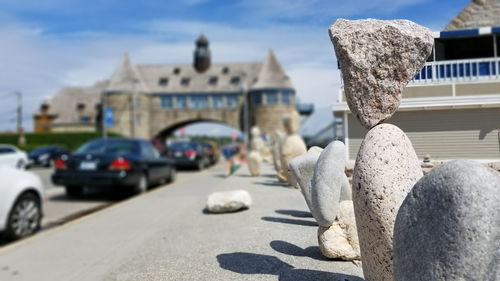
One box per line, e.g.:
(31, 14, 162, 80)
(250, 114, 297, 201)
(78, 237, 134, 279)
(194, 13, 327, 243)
(179, 127, 186, 136)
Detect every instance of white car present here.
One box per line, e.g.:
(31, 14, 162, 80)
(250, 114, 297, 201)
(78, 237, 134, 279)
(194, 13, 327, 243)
(0, 166, 44, 241)
(0, 144, 28, 169)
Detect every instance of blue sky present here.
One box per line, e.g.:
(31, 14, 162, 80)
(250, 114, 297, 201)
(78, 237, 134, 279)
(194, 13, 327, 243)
(0, 0, 470, 134)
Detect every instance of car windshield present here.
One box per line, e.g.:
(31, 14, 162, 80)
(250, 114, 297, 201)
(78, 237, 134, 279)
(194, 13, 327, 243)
(76, 139, 139, 155)
(30, 146, 55, 154)
(169, 142, 197, 151)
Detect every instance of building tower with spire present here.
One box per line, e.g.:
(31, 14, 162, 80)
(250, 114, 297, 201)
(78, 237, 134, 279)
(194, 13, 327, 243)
(193, 35, 211, 73)
(248, 50, 297, 133)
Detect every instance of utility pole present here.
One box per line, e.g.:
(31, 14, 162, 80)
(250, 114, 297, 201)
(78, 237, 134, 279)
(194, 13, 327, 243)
(102, 90, 107, 139)
(16, 91, 26, 146)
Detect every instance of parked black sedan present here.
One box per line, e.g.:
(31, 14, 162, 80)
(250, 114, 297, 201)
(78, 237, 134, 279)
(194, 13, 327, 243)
(167, 141, 210, 170)
(52, 138, 176, 197)
(28, 145, 70, 167)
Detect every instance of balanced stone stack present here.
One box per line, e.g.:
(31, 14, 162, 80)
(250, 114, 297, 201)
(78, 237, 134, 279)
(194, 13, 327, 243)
(329, 18, 434, 280)
(248, 126, 264, 176)
(278, 110, 307, 188)
(290, 141, 359, 260)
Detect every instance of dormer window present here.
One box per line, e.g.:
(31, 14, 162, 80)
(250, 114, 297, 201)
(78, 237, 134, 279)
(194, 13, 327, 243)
(158, 77, 169, 86)
(208, 76, 218, 85)
(181, 77, 190, 86)
(222, 67, 229, 74)
(173, 67, 181, 75)
(230, 76, 241, 85)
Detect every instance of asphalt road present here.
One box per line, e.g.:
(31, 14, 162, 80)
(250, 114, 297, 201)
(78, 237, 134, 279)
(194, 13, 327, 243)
(0, 163, 364, 281)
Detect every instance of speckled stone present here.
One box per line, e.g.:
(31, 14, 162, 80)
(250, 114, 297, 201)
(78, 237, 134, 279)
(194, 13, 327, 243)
(352, 123, 423, 281)
(311, 141, 351, 227)
(329, 19, 433, 129)
(394, 160, 500, 281)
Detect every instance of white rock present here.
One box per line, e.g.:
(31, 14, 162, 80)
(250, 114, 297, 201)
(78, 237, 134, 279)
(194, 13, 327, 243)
(352, 124, 422, 281)
(247, 151, 262, 176)
(280, 134, 307, 187)
(206, 190, 252, 213)
(318, 201, 360, 260)
(289, 146, 323, 212)
(311, 141, 351, 227)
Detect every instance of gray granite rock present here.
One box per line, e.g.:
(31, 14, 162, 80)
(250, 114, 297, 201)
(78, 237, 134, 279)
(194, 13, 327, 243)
(329, 19, 433, 129)
(311, 141, 351, 227)
(206, 190, 252, 213)
(394, 160, 500, 281)
(289, 146, 323, 213)
(352, 124, 423, 281)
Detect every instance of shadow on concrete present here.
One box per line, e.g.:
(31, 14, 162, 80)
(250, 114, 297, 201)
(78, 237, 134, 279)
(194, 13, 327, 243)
(216, 252, 363, 281)
(270, 240, 329, 261)
(261, 217, 318, 227)
(48, 190, 128, 202)
(202, 207, 249, 215)
(253, 181, 290, 188)
(261, 174, 277, 178)
(275, 209, 312, 218)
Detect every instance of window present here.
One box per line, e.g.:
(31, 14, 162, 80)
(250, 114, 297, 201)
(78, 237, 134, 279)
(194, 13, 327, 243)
(180, 77, 190, 86)
(190, 95, 209, 109)
(173, 67, 181, 75)
(134, 115, 141, 125)
(0, 147, 15, 154)
(208, 76, 218, 85)
(158, 77, 169, 86)
(133, 97, 140, 108)
(79, 116, 91, 123)
(212, 95, 224, 109)
(281, 91, 293, 105)
(161, 96, 173, 109)
(222, 67, 229, 74)
(266, 92, 277, 105)
(226, 94, 238, 108)
(230, 76, 241, 85)
(251, 92, 262, 105)
(175, 95, 188, 109)
(140, 141, 159, 159)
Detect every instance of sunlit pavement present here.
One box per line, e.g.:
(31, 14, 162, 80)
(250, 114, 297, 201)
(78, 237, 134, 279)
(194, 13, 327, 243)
(0, 163, 363, 281)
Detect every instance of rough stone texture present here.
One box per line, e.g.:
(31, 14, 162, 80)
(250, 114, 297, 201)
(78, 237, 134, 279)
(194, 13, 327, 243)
(206, 190, 252, 213)
(329, 19, 433, 129)
(318, 200, 360, 260)
(289, 146, 323, 212)
(394, 160, 500, 281)
(311, 141, 351, 227)
(247, 151, 262, 177)
(352, 123, 423, 281)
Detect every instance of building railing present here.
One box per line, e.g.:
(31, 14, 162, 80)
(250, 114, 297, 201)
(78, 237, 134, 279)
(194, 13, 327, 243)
(411, 57, 500, 84)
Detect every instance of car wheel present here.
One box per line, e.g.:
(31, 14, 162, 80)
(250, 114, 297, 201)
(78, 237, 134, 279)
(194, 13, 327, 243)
(5, 192, 42, 241)
(65, 186, 83, 197)
(133, 173, 148, 194)
(167, 167, 177, 183)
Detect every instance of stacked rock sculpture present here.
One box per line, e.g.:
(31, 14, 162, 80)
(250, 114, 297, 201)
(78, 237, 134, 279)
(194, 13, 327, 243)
(248, 126, 263, 176)
(278, 110, 307, 188)
(270, 130, 286, 176)
(329, 18, 433, 280)
(290, 141, 359, 260)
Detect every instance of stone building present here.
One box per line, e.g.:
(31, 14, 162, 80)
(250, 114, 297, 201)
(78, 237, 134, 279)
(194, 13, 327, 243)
(35, 36, 299, 139)
(333, 0, 500, 161)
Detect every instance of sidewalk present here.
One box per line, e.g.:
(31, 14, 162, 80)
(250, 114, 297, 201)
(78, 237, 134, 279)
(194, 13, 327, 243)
(0, 163, 364, 281)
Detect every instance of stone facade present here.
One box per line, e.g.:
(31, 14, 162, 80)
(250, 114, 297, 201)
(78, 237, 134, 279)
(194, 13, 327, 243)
(445, 0, 500, 30)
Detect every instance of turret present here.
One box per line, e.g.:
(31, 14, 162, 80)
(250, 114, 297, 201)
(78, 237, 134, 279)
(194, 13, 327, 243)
(193, 35, 211, 73)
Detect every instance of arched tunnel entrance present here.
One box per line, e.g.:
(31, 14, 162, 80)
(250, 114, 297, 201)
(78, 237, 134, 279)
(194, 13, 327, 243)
(151, 119, 243, 152)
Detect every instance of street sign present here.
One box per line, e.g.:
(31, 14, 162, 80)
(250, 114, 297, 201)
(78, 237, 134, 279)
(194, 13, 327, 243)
(105, 107, 114, 127)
